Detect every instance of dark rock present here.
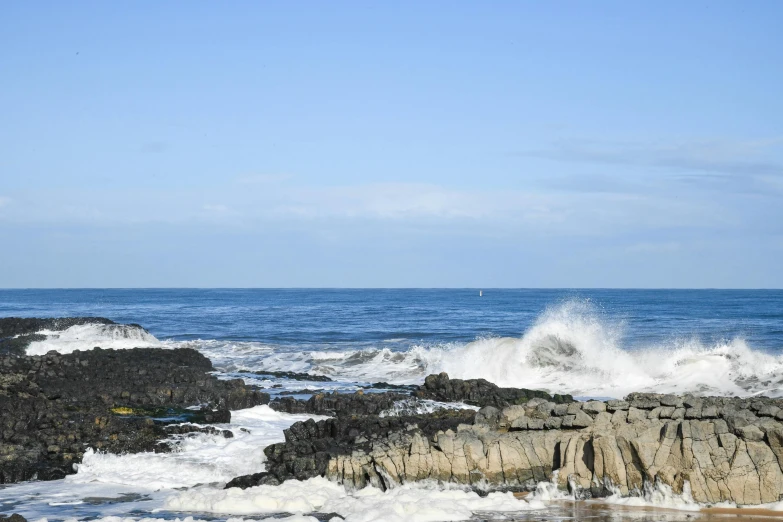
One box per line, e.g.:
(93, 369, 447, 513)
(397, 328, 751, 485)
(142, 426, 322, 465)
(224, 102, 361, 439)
(363, 382, 418, 391)
(269, 391, 408, 417)
(0, 321, 270, 484)
(0, 514, 27, 522)
(414, 372, 573, 408)
(0, 317, 116, 338)
(164, 424, 234, 438)
(227, 409, 477, 488)
(241, 369, 334, 382)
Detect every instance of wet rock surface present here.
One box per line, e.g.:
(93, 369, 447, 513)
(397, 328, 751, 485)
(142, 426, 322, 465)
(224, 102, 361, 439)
(228, 374, 590, 491)
(240, 369, 334, 382)
(269, 391, 409, 417)
(226, 408, 477, 489)
(314, 393, 783, 506)
(0, 339, 269, 484)
(414, 372, 574, 408)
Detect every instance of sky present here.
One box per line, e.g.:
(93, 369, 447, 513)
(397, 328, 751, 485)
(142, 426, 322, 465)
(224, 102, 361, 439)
(1, 1, 782, 288)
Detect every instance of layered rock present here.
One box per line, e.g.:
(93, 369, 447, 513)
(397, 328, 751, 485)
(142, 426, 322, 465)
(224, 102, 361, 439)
(229, 375, 582, 490)
(226, 408, 477, 488)
(0, 346, 269, 483)
(259, 392, 783, 506)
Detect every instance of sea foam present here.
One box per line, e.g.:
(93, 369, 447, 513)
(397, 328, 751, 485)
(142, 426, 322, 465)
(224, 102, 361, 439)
(69, 406, 329, 489)
(200, 300, 783, 399)
(165, 477, 544, 521)
(26, 323, 161, 355)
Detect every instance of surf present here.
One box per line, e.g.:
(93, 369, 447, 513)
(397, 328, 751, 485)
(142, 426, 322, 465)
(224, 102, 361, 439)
(25, 323, 161, 355)
(191, 299, 783, 399)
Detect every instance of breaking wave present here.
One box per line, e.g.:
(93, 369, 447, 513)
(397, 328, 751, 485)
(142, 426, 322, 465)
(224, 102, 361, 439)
(26, 323, 162, 355)
(419, 300, 783, 398)
(26, 301, 783, 398)
(191, 300, 783, 399)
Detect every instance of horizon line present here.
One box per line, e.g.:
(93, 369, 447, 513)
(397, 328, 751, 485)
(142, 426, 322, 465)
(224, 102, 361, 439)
(1, 287, 782, 291)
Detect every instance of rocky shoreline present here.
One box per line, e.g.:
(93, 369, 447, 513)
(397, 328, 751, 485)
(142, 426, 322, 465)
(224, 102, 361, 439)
(5, 317, 783, 509)
(0, 318, 268, 483)
(256, 385, 783, 506)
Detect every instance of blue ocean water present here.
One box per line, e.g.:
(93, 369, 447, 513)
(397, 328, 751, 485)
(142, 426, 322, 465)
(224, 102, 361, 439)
(2, 289, 783, 398)
(2, 288, 782, 348)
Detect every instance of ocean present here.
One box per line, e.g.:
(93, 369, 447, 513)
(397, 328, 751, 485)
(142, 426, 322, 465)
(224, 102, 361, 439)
(3, 289, 783, 398)
(2, 288, 783, 521)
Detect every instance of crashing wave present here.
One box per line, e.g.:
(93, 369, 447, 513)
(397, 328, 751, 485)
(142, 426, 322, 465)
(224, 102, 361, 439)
(26, 323, 162, 355)
(189, 300, 783, 399)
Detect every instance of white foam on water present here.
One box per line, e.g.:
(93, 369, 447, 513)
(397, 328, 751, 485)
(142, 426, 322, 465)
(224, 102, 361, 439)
(26, 324, 162, 355)
(223, 373, 361, 395)
(599, 481, 701, 512)
(0, 406, 328, 520)
(164, 477, 344, 515)
(187, 300, 783, 399)
(320, 483, 545, 522)
(165, 477, 545, 521)
(170, 340, 283, 373)
(39, 517, 319, 522)
(378, 399, 479, 417)
(525, 471, 574, 502)
(69, 406, 329, 489)
(0, 480, 169, 521)
(420, 301, 783, 398)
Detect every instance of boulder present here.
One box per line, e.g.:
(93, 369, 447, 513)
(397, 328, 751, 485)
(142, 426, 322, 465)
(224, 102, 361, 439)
(414, 372, 573, 408)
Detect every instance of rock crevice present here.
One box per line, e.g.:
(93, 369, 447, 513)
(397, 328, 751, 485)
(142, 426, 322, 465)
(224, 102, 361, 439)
(247, 388, 783, 506)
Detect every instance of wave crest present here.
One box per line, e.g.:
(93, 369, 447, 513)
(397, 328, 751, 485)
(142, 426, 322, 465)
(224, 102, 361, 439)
(425, 300, 783, 398)
(198, 300, 783, 399)
(26, 323, 161, 355)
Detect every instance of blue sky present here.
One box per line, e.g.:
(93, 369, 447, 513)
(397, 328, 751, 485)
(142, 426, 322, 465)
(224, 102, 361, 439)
(1, 1, 782, 288)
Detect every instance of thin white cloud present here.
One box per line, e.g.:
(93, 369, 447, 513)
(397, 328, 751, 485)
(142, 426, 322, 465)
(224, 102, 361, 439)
(0, 196, 10, 208)
(526, 137, 783, 178)
(265, 182, 729, 236)
(276, 183, 489, 220)
(0, 177, 754, 239)
(235, 173, 294, 184)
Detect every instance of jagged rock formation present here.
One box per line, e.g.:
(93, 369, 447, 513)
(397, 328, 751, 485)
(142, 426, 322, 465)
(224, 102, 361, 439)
(414, 372, 573, 407)
(273, 393, 783, 506)
(269, 391, 409, 417)
(226, 409, 478, 488)
(0, 514, 27, 522)
(229, 375, 579, 490)
(2, 347, 267, 411)
(0, 346, 268, 484)
(241, 369, 335, 382)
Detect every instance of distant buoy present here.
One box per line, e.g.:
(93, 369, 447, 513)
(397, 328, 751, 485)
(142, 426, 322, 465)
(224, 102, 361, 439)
(479, 290, 483, 297)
